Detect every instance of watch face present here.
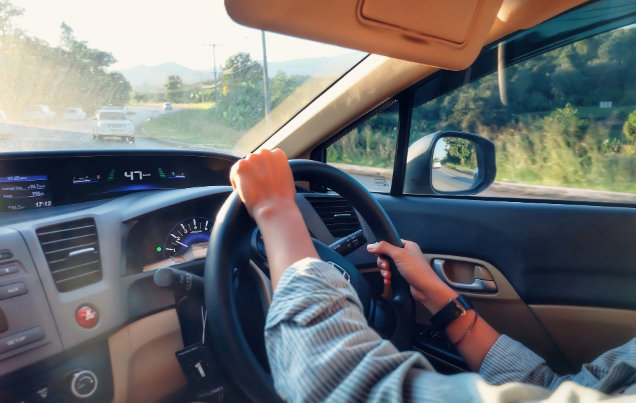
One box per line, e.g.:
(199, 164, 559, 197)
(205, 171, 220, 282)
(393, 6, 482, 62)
(431, 296, 474, 329)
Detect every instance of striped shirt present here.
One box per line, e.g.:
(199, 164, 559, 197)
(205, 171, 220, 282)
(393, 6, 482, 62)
(264, 258, 636, 402)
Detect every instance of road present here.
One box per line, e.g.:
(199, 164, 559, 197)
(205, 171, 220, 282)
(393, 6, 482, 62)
(0, 105, 174, 152)
(431, 166, 475, 192)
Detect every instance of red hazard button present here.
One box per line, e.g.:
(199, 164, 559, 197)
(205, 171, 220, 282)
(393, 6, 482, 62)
(76, 305, 98, 328)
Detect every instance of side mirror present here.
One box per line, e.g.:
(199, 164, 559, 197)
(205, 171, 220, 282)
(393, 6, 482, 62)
(404, 131, 495, 195)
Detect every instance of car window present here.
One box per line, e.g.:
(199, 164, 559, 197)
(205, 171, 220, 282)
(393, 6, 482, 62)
(406, 22, 636, 204)
(325, 102, 399, 193)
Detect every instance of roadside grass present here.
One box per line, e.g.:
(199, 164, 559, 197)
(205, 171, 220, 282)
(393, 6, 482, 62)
(142, 109, 243, 151)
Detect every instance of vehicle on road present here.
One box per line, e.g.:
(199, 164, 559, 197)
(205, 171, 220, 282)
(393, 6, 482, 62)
(1, 0, 635, 402)
(432, 161, 441, 169)
(94, 109, 135, 143)
(63, 107, 86, 121)
(23, 104, 55, 122)
(163, 102, 173, 112)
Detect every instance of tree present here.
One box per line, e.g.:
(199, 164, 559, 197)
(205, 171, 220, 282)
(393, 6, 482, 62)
(624, 110, 636, 144)
(59, 22, 117, 68)
(269, 72, 307, 108)
(0, 0, 22, 36)
(214, 53, 265, 128)
(165, 75, 184, 103)
(0, 10, 131, 115)
(223, 53, 263, 88)
(443, 137, 475, 166)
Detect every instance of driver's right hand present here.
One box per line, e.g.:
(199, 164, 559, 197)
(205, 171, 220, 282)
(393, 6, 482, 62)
(367, 240, 458, 314)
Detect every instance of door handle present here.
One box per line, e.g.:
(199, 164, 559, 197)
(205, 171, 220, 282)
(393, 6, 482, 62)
(432, 259, 497, 293)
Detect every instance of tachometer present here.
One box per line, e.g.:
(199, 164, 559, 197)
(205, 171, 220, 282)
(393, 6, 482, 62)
(163, 216, 212, 258)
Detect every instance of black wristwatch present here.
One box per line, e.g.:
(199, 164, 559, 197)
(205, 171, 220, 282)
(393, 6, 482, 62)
(430, 295, 474, 330)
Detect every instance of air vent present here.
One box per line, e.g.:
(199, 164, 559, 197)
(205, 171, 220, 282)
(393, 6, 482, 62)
(37, 218, 102, 292)
(306, 196, 361, 238)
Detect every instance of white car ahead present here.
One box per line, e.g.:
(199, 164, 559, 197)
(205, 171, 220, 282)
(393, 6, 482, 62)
(94, 109, 135, 142)
(23, 104, 56, 122)
(63, 107, 87, 121)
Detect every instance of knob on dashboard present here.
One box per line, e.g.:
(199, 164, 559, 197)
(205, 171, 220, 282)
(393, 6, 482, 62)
(69, 369, 98, 399)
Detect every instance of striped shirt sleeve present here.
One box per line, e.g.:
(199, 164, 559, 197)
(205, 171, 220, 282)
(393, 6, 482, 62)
(263, 258, 553, 402)
(480, 335, 636, 395)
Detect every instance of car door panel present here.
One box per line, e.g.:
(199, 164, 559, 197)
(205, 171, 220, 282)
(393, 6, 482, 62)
(375, 194, 636, 370)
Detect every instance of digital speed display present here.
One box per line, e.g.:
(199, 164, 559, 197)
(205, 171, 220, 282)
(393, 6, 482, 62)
(0, 175, 53, 212)
(71, 167, 188, 196)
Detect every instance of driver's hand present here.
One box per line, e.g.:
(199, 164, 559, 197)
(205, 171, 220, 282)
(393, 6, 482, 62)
(230, 149, 297, 221)
(367, 240, 457, 314)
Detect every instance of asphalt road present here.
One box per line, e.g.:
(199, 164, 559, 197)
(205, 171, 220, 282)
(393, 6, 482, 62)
(0, 105, 172, 152)
(432, 166, 475, 192)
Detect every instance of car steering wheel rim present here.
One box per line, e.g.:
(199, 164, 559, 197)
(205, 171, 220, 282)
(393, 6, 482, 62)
(205, 159, 414, 402)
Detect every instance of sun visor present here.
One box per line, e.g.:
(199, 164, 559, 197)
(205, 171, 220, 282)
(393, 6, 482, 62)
(225, 0, 503, 70)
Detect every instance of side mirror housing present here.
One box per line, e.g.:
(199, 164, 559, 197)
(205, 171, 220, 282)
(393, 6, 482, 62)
(404, 131, 495, 195)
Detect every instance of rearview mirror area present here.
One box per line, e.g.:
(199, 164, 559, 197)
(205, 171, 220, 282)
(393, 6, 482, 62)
(404, 131, 495, 195)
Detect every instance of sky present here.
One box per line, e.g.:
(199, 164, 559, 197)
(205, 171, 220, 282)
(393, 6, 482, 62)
(12, 0, 357, 70)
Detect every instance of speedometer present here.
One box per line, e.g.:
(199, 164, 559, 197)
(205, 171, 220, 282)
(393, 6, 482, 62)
(163, 216, 212, 258)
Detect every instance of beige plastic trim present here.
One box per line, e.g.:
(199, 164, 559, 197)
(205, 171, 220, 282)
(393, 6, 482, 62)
(109, 309, 187, 403)
(420, 254, 571, 372)
(530, 305, 636, 367)
(226, 0, 503, 70)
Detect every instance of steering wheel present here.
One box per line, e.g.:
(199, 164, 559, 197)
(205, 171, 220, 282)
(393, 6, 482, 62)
(205, 160, 414, 402)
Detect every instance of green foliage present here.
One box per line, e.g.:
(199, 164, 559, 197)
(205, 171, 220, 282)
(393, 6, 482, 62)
(165, 75, 184, 103)
(0, 6, 131, 115)
(327, 108, 399, 169)
(0, 0, 22, 36)
(623, 110, 636, 143)
(405, 27, 636, 194)
(270, 72, 307, 108)
(443, 138, 476, 166)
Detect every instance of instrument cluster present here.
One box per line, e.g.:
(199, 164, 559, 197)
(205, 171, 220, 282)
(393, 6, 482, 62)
(125, 195, 227, 273)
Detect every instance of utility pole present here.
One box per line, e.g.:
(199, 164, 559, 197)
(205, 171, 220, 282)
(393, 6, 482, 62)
(261, 31, 271, 120)
(204, 43, 223, 106)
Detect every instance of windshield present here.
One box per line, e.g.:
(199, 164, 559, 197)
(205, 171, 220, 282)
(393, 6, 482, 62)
(0, 0, 365, 155)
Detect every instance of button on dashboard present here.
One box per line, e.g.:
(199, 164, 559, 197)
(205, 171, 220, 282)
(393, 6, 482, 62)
(0, 326, 44, 354)
(0, 263, 19, 277)
(0, 282, 27, 300)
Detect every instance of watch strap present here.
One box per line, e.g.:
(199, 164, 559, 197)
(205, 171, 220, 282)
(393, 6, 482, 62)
(430, 295, 474, 330)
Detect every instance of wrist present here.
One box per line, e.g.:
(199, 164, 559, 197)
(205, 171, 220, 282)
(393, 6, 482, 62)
(420, 284, 458, 314)
(252, 198, 298, 223)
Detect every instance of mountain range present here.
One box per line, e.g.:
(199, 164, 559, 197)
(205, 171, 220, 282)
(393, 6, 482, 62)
(118, 53, 364, 92)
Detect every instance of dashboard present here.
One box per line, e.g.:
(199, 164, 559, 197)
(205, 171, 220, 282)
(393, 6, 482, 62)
(0, 150, 380, 402)
(0, 151, 236, 213)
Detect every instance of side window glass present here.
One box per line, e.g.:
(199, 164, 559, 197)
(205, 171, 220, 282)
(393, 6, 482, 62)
(326, 102, 399, 193)
(407, 26, 636, 204)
